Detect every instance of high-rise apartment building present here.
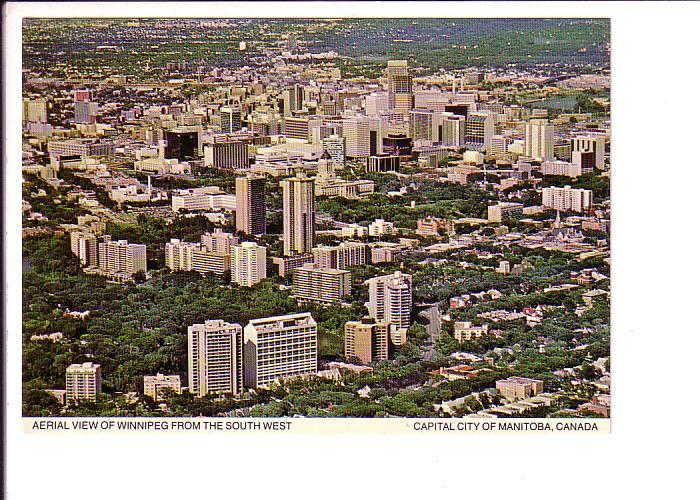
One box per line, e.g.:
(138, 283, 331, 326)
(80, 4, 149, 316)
(24, 98, 48, 123)
(312, 242, 368, 270)
(344, 317, 390, 365)
(235, 175, 266, 236)
(281, 173, 316, 256)
(542, 185, 593, 213)
(231, 242, 267, 287)
(243, 312, 318, 389)
(66, 362, 102, 402)
(188, 320, 243, 397)
(165, 238, 200, 271)
(291, 264, 352, 304)
(386, 60, 413, 113)
(70, 231, 99, 267)
(365, 271, 413, 346)
(200, 228, 238, 254)
(525, 119, 555, 161)
(98, 237, 147, 277)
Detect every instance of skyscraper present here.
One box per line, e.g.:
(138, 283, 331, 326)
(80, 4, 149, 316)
(365, 271, 413, 346)
(321, 134, 346, 165)
(342, 117, 371, 158)
(220, 106, 242, 134)
(235, 174, 266, 236)
(188, 320, 243, 397)
(525, 119, 554, 161)
(243, 312, 318, 388)
(386, 60, 413, 113)
(281, 173, 316, 256)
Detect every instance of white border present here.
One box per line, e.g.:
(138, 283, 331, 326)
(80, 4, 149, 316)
(6, 2, 700, 499)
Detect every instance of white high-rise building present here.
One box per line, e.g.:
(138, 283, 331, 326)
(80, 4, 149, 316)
(525, 119, 554, 161)
(365, 271, 412, 346)
(342, 117, 371, 158)
(542, 185, 593, 212)
(231, 242, 267, 287)
(70, 231, 99, 267)
(165, 238, 200, 271)
(201, 228, 238, 254)
(571, 134, 606, 170)
(435, 112, 466, 147)
(98, 237, 147, 277)
(66, 362, 102, 402)
(188, 320, 243, 397)
(281, 173, 316, 256)
(243, 312, 318, 388)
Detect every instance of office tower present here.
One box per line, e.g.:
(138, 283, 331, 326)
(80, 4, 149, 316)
(70, 231, 99, 267)
(165, 238, 200, 271)
(283, 116, 313, 141)
(201, 228, 238, 254)
(525, 119, 554, 161)
(465, 112, 495, 150)
(386, 60, 413, 113)
(487, 202, 524, 223)
(143, 374, 182, 401)
(366, 154, 400, 173)
(344, 317, 390, 365)
(98, 237, 147, 277)
(542, 186, 593, 213)
(342, 117, 371, 158)
(188, 320, 244, 397)
(66, 362, 102, 402)
(365, 92, 389, 116)
(321, 135, 345, 165)
(488, 135, 510, 155)
(235, 175, 266, 236)
(220, 106, 242, 134)
(231, 242, 267, 287)
(383, 134, 412, 156)
(243, 312, 318, 389)
(365, 271, 413, 346)
(281, 173, 316, 256)
(572, 150, 596, 174)
(291, 264, 352, 304)
(435, 112, 466, 147)
(312, 242, 368, 270)
(164, 129, 198, 161)
(24, 98, 48, 123)
(571, 134, 606, 170)
(74, 100, 98, 124)
(288, 84, 305, 113)
(203, 141, 249, 169)
(409, 110, 434, 142)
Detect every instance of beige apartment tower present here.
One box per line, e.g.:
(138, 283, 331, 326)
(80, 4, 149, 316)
(365, 271, 413, 346)
(188, 320, 243, 397)
(344, 317, 390, 365)
(281, 173, 316, 256)
(65, 362, 102, 402)
(231, 242, 267, 287)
